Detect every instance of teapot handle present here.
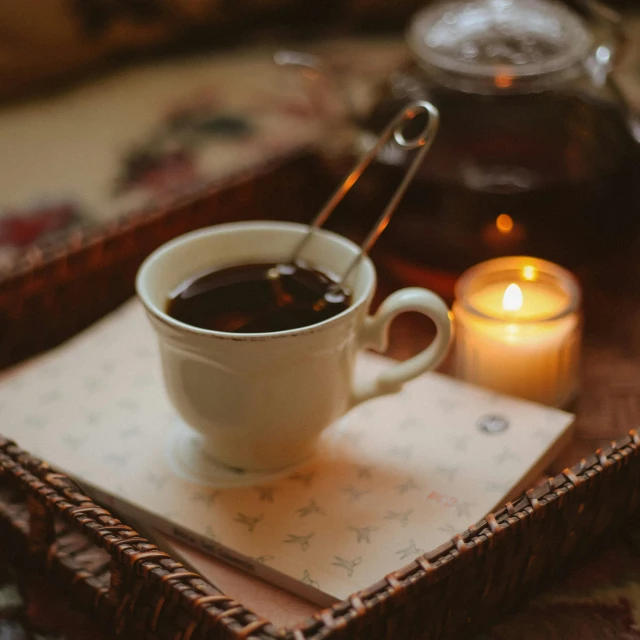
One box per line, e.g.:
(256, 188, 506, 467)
(578, 0, 627, 59)
(577, 0, 640, 143)
(573, 0, 624, 79)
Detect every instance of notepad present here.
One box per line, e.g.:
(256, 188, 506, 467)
(0, 300, 573, 605)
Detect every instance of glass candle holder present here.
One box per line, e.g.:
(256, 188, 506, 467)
(452, 256, 582, 407)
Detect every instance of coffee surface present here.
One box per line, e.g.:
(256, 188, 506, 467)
(167, 262, 351, 333)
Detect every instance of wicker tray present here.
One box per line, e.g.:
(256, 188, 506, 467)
(2, 152, 640, 639)
(2, 432, 640, 640)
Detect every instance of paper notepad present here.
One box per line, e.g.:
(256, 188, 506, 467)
(0, 301, 573, 604)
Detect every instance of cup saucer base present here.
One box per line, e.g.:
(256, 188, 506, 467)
(167, 420, 301, 488)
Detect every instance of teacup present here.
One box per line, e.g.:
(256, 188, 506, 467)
(136, 221, 452, 471)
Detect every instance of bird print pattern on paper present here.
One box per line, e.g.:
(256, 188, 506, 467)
(384, 509, 413, 527)
(190, 491, 220, 507)
(145, 472, 168, 491)
(356, 465, 373, 479)
(296, 499, 326, 517)
(349, 525, 378, 544)
(396, 539, 423, 560)
(332, 556, 362, 577)
(256, 486, 277, 503)
(396, 477, 420, 494)
(235, 513, 263, 532)
(284, 533, 314, 551)
(341, 484, 370, 502)
(254, 555, 274, 564)
(301, 570, 320, 588)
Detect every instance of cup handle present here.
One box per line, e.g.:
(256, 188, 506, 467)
(350, 288, 452, 408)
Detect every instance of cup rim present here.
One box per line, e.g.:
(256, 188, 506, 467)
(136, 220, 377, 339)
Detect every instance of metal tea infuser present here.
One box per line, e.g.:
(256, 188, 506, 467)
(269, 100, 440, 302)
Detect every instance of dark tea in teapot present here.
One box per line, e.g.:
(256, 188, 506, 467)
(347, 0, 640, 274)
(364, 88, 639, 272)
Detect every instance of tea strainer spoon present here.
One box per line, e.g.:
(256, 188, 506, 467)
(268, 100, 440, 303)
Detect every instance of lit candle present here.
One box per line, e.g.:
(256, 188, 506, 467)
(452, 256, 582, 407)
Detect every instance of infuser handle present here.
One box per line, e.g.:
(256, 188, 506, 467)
(290, 100, 440, 286)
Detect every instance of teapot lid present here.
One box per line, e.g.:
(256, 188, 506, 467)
(407, 0, 592, 92)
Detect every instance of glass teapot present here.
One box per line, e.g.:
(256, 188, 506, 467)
(284, 0, 640, 277)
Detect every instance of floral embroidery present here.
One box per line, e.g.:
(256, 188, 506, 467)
(0, 202, 80, 248)
(114, 92, 253, 198)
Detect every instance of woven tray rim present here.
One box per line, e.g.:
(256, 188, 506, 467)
(2, 430, 639, 639)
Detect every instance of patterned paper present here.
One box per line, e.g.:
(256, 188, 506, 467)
(0, 301, 573, 603)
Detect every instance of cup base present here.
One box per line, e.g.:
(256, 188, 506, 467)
(167, 420, 304, 488)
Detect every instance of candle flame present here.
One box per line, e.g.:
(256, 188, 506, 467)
(503, 283, 523, 312)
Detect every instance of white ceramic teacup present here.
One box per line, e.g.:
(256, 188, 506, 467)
(136, 221, 452, 471)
